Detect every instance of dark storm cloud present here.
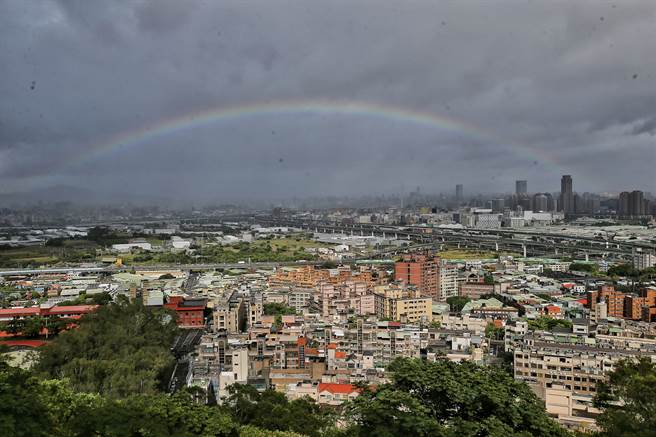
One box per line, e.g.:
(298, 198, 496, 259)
(631, 117, 656, 136)
(0, 0, 655, 201)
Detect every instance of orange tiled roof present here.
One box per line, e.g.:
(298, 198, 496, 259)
(318, 383, 359, 394)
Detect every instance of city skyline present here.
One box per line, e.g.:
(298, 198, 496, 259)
(1, 1, 655, 202)
(1, 3, 655, 436)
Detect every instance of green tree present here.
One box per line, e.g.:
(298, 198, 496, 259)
(6, 317, 24, 335)
(45, 316, 67, 336)
(22, 316, 45, 338)
(607, 264, 637, 278)
(0, 364, 240, 437)
(485, 322, 505, 340)
(0, 360, 52, 437)
(45, 238, 65, 247)
(263, 303, 297, 316)
(35, 296, 178, 398)
(594, 358, 656, 436)
(568, 263, 595, 273)
(344, 358, 569, 437)
(225, 384, 332, 436)
(446, 296, 471, 312)
(527, 316, 572, 332)
(321, 260, 338, 269)
(89, 291, 112, 305)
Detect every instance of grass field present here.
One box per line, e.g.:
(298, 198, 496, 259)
(0, 235, 334, 267)
(0, 240, 100, 267)
(253, 238, 333, 251)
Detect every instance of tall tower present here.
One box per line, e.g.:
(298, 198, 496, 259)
(629, 190, 644, 216)
(455, 184, 463, 201)
(560, 175, 574, 214)
(618, 192, 630, 216)
(515, 180, 528, 196)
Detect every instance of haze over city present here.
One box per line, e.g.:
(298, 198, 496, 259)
(1, 1, 655, 204)
(3, 2, 656, 436)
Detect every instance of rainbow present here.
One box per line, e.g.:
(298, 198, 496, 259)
(69, 99, 558, 169)
(11, 99, 565, 193)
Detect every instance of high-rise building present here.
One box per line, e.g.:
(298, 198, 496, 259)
(515, 180, 527, 196)
(629, 190, 645, 216)
(437, 262, 458, 301)
(633, 252, 656, 271)
(491, 198, 505, 213)
(559, 175, 574, 214)
(618, 190, 647, 216)
(532, 193, 548, 212)
(394, 254, 438, 299)
(455, 184, 463, 201)
(394, 255, 457, 302)
(619, 191, 630, 216)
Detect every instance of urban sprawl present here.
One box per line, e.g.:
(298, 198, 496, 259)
(1, 175, 655, 433)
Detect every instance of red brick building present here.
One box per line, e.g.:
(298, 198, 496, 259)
(394, 254, 439, 299)
(164, 296, 206, 328)
(587, 285, 625, 318)
(459, 282, 495, 300)
(587, 286, 656, 321)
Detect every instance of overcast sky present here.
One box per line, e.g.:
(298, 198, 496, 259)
(1, 0, 655, 203)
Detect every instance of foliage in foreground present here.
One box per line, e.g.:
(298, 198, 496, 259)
(35, 296, 178, 398)
(344, 358, 569, 437)
(594, 357, 656, 437)
(0, 359, 325, 437)
(225, 384, 334, 437)
(1, 360, 236, 437)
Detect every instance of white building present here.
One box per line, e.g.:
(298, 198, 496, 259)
(111, 241, 152, 252)
(171, 236, 192, 250)
(633, 252, 656, 270)
(438, 263, 458, 301)
(474, 213, 501, 229)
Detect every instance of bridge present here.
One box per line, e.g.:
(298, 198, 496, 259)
(252, 217, 655, 261)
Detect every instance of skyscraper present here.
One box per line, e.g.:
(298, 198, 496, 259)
(560, 175, 574, 214)
(619, 191, 630, 216)
(629, 190, 645, 216)
(532, 193, 548, 212)
(455, 184, 463, 201)
(515, 180, 527, 196)
(491, 198, 505, 212)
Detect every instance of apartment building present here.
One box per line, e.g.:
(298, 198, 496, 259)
(513, 333, 656, 428)
(438, 262, 458, 301)
(459, 282, 495, 300)
(373, 285, 432, 324)
(394, 254, 439, 298)
(587, 285, 656, 322)
(288, 288, 313, 313)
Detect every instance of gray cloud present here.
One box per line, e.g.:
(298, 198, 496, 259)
(631, 117, 656, 136)
(0, 0, 655, 202)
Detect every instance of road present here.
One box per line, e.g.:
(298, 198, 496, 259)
(253, 217, 655, 260)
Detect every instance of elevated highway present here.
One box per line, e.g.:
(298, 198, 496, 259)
(254, 218, 654, 261)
